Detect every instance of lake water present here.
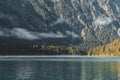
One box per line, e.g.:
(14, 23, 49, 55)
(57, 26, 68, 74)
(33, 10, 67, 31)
(0, 56, 120, 80)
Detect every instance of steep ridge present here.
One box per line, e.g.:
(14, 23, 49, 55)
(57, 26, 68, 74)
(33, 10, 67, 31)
(0, 0, 120, 50)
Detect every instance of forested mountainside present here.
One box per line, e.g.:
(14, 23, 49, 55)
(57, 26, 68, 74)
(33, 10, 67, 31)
(0, 0, 120, 55)
(88, 38, 120, 56)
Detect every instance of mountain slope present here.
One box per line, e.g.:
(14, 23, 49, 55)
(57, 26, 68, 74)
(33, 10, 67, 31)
(88, 38, 120, 56)
(0, 0, 120, 50)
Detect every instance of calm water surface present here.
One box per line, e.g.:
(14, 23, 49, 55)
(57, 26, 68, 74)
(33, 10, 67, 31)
(0, 57, 120, 80)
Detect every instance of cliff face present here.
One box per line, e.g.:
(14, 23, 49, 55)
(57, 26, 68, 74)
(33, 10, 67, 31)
(88, 38, 120, 56)
(0, 0, 120, 49)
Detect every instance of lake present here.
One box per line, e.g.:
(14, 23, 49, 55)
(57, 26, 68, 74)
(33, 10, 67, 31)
(0, 56, 120, 80)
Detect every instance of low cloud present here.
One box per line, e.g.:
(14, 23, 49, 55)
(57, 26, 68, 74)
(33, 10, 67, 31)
(50, 18, 65, 26)
(37, 31, 65, 38)
(11, 28, 39, 40)
(66, 31, 79, 38)
(0, 28, 79, 40)
(0, 28, 39, 40)
(94, 17, 113, 26)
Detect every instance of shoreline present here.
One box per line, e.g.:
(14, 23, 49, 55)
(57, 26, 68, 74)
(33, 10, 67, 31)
(0, 56, 119, 61)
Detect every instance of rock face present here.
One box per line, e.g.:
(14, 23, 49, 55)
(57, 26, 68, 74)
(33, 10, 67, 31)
(0, 0, 120, 49)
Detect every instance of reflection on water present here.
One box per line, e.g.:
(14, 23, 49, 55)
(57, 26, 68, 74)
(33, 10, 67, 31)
(0, 61, 120, 80)
(15, 62, 33, 80)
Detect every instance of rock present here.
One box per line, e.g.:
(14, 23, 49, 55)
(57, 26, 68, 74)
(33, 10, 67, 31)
(0, 0, 120, 50)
